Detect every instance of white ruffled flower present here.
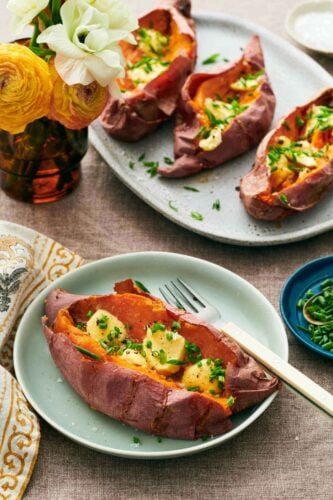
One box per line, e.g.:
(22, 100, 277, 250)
(85, 0, 137, 43)
(37, 0, 137, 91)
(7, 0, 49, 36)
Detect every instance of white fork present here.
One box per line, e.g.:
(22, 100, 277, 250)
(159, 277, 333, 418)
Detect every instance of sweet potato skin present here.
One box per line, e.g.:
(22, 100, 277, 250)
(43, 281, 280, 439)
(100, 0, 196, 142)
(158, 35, 276, 177)
(240, 88, 333, 220)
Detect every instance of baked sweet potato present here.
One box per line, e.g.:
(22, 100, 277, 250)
(158, 35, 276, 177)
(100, 0, 196, 142)
(240, 88, 333, 220)
(42, 280, 279, 440)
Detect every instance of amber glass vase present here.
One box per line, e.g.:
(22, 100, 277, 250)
(0, 118, 88, 204)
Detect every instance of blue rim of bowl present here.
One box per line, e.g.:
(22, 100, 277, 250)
(280, 255, 333, 360)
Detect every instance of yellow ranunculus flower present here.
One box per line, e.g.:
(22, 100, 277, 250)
(48, 64, 109, 129)
(0, 43, 52, 135)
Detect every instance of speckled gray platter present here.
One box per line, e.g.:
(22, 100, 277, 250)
(90, 12, 333, 246)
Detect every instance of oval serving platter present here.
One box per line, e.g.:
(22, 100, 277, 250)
(14, 252, 288, 459)
(90, 12, 333, 246)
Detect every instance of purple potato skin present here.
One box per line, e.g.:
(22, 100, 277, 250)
(44, 284, 280, 427)
(42, 317, 233, 439)
(240, 88, 333, 221)
(100, 0, 196, 142)
(158, 35, 276, 177)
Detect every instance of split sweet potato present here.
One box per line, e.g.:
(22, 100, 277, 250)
(158, 35, 276, 177)
(100, 0, 196, 142)
(240, 88, 333, 220)
(42, 280, 279, 440)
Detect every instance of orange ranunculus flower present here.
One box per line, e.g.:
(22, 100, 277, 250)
(0, 43, 52, 134)
(48, 64, 109, 129)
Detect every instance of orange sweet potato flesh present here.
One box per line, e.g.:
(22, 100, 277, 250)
(44, 281, 279, 437)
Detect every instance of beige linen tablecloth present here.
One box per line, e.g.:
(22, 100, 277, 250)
(1, 1, 332, 498)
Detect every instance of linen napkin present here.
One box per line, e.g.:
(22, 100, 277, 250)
(0, 221, 84, 499)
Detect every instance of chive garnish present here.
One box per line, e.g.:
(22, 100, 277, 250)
(187, 386, 200, 391)
(167, 359, 187, 365)
(75, 346, 101, 360)
(282, 121, 291, 130)
(86, 310, 94, 318)
(279, 194, 288, 205)
(191, 211, 204, 221)
(295, 116, 304, 128)
(171, 320, 180, 330)
(134, 280, 150, 293)
(164, 156, 174, 165)
(212, 199, 220, 211)
(227, 395, 235, 407)
(168, 200, 178, 212)
(184, 185, 200, 192)
(133, 436, 141, 445)
(76, 322, 86, 330)
(128, 160, 135, 169)
(138, 152, 145, 161)
(202, 53, 220, 65)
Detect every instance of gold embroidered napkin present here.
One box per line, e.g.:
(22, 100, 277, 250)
(0, 221, 84, 499)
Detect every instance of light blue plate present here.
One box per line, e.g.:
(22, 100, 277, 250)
(14, 252, 288, 458)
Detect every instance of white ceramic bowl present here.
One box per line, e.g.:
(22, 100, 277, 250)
(285, 1, 333, 56)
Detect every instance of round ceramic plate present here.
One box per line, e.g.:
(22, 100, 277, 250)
(90, 11, 333, 246)
(285, 0, 333, 56)
(280, 255, 333, 360)
(14, 252, 288, 459)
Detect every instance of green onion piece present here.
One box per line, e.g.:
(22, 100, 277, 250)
(134, 280, 150, 293)
(279, 193, 288, 205)
(138, 152, 145, 161)
(128, 161, 135, 169)
(151, 322, 166, 333)
(187, 386, 200, 391)
(171, 320, 180, 330)
(168, 200, 178, 212)
(191, 211, 204, 221)
(133, 436, 141, 444)
(183, 185, 200, 192)
(75, 345, 101, 360)
(164, 156, 174, 165)
(86, 310, 94, 318)
(167, 359, 187, 365)
(227, 395, 235, 407)
(212, 199, 220, 211)
(202, 53, 220, 65)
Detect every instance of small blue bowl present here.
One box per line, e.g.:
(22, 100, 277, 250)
(280, 255, 333, 360)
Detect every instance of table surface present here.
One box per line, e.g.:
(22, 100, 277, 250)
(1, 1, 332, 499)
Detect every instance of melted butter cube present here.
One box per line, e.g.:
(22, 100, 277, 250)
(86, 309, 127, 343)
(182, 359, 220, 394)
(121, 349, 147, 367)
(144, 327, 186, 375)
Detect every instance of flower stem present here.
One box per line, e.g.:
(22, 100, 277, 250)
(51, 0, 61, 24)
(29, 21, 40, 49)
(38, 11, 52, 28)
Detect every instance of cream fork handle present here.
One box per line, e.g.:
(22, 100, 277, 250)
(222, 322, 333, 418)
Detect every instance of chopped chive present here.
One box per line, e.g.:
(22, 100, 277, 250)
(171, 320, 180, 330)
(295, 116, 304, 128)
(75, 345, 101, 360)
(138, 152, 145, 161)
(212, 199, 220, 211)
(128, 160, 135, 169)
(201, 434, 209, 441)
(191, 211, 204, 221)
(166, 332, 173, 341)
(76, 322, 86, 331)
(184, 185, 200, 192)
(227, 395, 235, 407)
(167, 359, 187, 365)
(187, 386, 200, 391)
(202, 53, 220, 65)
(157, 437, 163, 443)
(279, 193, 288, 205)
(146, 340, 152, 349)
(282, 121, 291, 130)
(86, 310, 94, 318)
(223, 57, 229, 62)
(168, 200, 178, 212)
(151, 322, 166, 333)
(134, 280, 150, 293)
(133, 436, 141, 444)
(164, 156, 174, 165)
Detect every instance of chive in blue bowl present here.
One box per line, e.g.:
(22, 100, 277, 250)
(280, 255, 333, 360)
